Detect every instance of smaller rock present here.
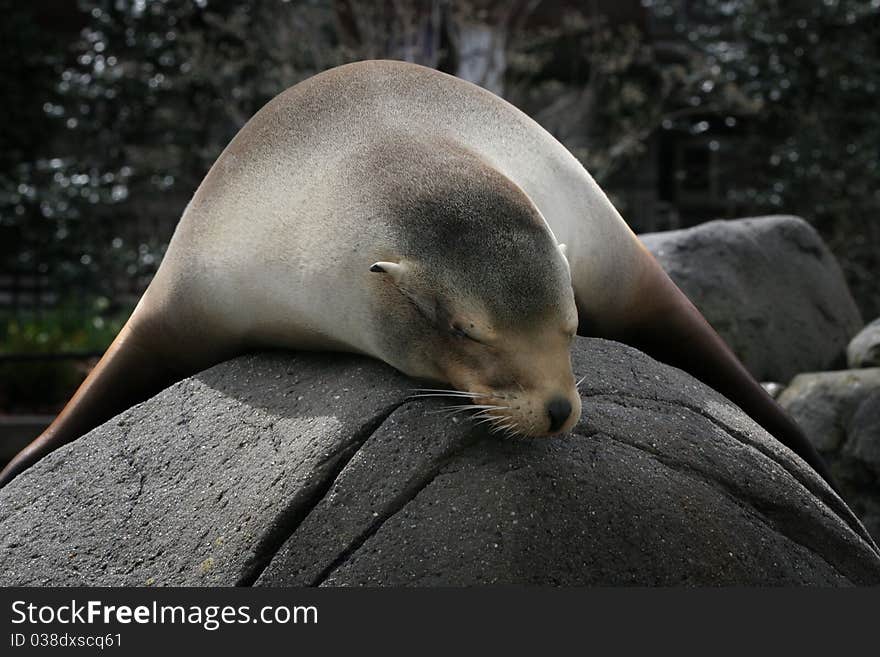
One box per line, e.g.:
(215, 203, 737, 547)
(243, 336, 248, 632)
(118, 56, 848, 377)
(779, 369, 880, 453)
(779, 369, 880, 544)
(847, 390, 880, 541)
(847, 389, 880, 471)
(848, 318, 880, 369)
(640, 215, 863, 383)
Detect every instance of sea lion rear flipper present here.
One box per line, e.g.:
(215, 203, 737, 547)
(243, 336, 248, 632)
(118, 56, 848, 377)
(583, 254, 840, 494)
(0, 312, 224, 489)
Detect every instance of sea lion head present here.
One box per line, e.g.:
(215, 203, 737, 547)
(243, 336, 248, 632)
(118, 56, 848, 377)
(368, 164, 581, 436)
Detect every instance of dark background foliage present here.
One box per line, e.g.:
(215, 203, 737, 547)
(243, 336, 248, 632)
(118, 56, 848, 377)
(2, 0, 878, 411)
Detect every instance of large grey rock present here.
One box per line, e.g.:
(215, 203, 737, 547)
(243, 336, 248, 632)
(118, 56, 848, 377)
(848, 318, 880, 369)
(0, 355, 413, 586)
(641, 215, 863, 383)
(1, 339, 878, 586)
(779, 370, 880, 543)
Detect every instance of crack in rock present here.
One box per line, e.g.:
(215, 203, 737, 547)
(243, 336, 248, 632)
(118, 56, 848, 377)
(585, 428, 849, 581)
(254, 401, 481, 586)
(311, 445, 470, 586)
(235, 402, 404, 586)
(581, 389, 876, 553)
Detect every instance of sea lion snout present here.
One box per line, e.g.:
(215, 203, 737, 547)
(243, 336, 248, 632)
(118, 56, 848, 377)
(458, 377, 580, 437)
(546, 396, 573, 432)
(541, 387, 581, 435)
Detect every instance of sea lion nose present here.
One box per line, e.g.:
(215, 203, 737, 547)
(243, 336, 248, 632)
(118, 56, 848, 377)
(547, 397, 573, 432)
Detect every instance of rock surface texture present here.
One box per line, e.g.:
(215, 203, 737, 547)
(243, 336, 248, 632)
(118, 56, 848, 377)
(779, 369, 880, 543)
(848, 318, 880, 369)
(1, 339, 878, 586)
(640, 215, 863, 383)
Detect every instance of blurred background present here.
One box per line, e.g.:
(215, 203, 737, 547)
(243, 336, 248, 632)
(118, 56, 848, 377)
(1, 0, 878, 423)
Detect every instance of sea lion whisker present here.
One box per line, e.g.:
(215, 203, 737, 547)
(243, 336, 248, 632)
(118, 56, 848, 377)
(488, 421, 511, 437)
(406, 393, 481, 401)
(414, 390, 480, 397)
(474, 415, 504, 426)
(468, 403, 508, 411)
(429, 404, 505, 417)
(500, 423, 519, 439)
(408, 391, 480, 398)
(499, 418, 518, 433)
(410, 388, 481, 396)
(429, 404, 486, 412)
(427, 408, 467, 417)
(471, 412, 499, 421)
(491, 417, 512, 431)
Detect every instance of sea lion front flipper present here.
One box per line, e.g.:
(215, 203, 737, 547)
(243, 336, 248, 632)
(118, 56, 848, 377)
(581, 253, 840, 494)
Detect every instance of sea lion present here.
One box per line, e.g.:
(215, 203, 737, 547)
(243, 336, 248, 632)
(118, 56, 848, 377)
(0, 60, 836, 492)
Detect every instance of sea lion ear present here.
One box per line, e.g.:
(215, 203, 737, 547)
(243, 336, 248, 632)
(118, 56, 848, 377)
(369, 261, 407, 284)
(371, 260, 441, 322)
(558, 243, 570, 273)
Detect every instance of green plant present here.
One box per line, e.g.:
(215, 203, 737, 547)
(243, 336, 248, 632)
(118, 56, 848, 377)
(0, 300, 131, 412)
